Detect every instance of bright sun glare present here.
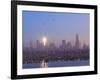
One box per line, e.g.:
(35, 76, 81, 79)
(42, 37, 47, 46)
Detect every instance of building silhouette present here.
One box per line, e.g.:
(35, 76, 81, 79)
(75, 34, 80, 49)
(83, 43, 89, 49)
(36, 40, 44, 50)
(61, 40, 67, 49)
(36, 40, 40, 48)
(49, 42, 56, 50)
(66, 42, 72, 50)
(29, 40, 33, 49)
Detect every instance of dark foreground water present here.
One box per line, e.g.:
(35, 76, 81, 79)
(23, 60, 89, 69)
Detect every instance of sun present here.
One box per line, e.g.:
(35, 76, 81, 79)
(42, 37, 47, 46)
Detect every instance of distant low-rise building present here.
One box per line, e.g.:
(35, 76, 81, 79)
(49, 42, 56, 50)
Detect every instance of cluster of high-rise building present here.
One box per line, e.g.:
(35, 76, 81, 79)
(27, 34, 89, 50)
(23, 34, 89, 64)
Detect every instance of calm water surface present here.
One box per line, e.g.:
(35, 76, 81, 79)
(23, 60, 89, 69)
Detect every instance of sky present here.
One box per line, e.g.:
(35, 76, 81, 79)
(22, 11, 90, 47)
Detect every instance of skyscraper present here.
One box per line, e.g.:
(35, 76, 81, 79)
(29, 40, 33, 49)
(36, 40, 40, 48)
(61, 40, 67, 49)
(36, 40, 43, 49)
(75, 34, 80, 49)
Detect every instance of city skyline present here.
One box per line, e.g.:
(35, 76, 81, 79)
(22, 11, 90, 47)
(24, 34, 89, 49)
(23, 33, 90, 68)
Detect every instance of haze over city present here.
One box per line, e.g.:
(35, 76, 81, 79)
(22, 11, 90, 68)
(22, 11, 90, 48)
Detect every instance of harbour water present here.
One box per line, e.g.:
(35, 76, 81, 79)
(23, 59, 89, 69)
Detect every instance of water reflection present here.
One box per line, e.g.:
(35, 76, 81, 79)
(40, 59, 48, 68)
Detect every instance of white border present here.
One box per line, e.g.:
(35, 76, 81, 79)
(17, 5, 94, 75)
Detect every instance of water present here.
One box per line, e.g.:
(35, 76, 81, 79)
(23, 60, 89, 69)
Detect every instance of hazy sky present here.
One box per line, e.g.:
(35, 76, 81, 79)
(22, 11, 90, 47)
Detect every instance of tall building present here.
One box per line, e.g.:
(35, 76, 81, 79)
(36, 40, 42, 49)
(29, 40, 33, 51)
(29, 40, 33, 48)
(61, 40, 67, 49)
(75, 34, 80, 49)
(66, 42, 72, 50)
